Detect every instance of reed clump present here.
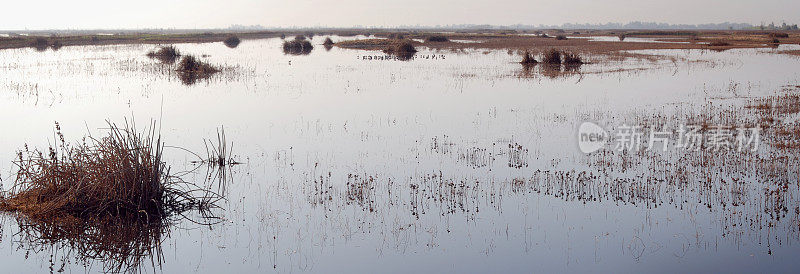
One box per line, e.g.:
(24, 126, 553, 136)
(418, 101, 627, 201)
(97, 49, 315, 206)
(563, 52, 584, 65)
(383, 40, 417, 60)
(0, 121, 222, 273)
(542, 48, 562, 64)
(323, 37, 334, 46)
(383, 40, 417, 54)
(223, 36, 241, 48)
(176, 55, 221, 84)
(520, 51, 538, 65)
(146, 45, 181, 64)
(1, 121, 218, 222)
(282, 39, 313, 55)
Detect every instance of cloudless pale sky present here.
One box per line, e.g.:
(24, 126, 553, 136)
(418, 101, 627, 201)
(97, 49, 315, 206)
(3, 0, 798, 30)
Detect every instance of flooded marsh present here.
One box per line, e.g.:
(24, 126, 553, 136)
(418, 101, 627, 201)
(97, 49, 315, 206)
(0, 35, 799, 273)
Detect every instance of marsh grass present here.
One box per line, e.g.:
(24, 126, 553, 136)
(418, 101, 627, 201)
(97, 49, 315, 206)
(519, 51, 538, 65)
(383, 40, 417, 60)
(563, 52, 584, 65)
(282, 39, 313, 55)
(0, 120, 223, 272)
(146, 46, 181, 64)
(176, 55, 221, 85)
(223, 36, 241, 48)
(542, 48, 562, 64)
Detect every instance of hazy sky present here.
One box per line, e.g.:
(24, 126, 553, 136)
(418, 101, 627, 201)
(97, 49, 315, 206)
(3, 0, 799, 30)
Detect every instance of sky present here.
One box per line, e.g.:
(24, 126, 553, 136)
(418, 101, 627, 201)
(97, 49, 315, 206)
(2, 0, 799, 30)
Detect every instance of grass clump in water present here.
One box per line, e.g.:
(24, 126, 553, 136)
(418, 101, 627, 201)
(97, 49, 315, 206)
(383, 40, 417, 60)
(519, 51, 538, 65)
(425, 35, 449, 42)
(323, 37, 334, 46)
(282, 38, 314, 55)
(0, 121, 222, 272)
(176, 55, 221, 85)
(542, 48, 562, 64)
(146, 45, 181, 64)
(563, 52, 584, 65)
(223, 36, 241, 48)
(555, 35, 567, 40)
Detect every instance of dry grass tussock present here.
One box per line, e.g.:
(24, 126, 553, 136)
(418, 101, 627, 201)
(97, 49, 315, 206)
(0, 120, 223, 272)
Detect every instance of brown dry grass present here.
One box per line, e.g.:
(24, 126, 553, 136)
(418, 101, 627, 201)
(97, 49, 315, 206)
(0, 120, 222, 272)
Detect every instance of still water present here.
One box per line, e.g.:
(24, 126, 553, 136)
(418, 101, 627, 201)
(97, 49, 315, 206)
(0, 36, 799, 273)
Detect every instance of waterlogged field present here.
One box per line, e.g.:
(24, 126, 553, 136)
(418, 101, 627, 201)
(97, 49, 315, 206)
(0, 35, 799, 273)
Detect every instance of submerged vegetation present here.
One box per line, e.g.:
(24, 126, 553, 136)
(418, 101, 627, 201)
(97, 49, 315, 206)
(223, 36, 241, 48)
(282, 38, 313, 55)
(0, 121, 222, 272)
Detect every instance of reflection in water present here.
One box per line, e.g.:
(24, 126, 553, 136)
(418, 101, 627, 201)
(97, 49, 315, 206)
(519, 62, 583, 79)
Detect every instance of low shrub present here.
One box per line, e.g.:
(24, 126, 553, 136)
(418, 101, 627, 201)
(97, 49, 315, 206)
(223, 36, 241, 48)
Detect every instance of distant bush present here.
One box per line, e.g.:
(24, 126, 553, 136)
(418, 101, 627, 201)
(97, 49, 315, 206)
(280, 33, 286, 39)
(771, 38, 781, 44)
(223, 36, 241, 48)
(769, 32, 789, 38)
(50, 40, 63, 50)
(426, 35, 449, 42)
(542, 48, 562, 64)
(618, 34, 626, 41)
(388, 33, 405, 39)
(283, 39, 313, 55)
(323, 37, 334, 46)
(295, 35, 306, 40)
(31, 37, 49, 51)
(555, 35, 567, 40)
